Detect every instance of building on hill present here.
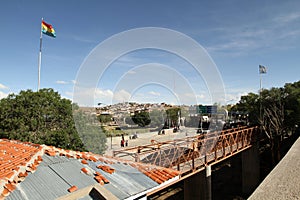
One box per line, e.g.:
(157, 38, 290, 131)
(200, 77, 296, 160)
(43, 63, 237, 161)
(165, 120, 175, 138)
(0, 139, 180, 199)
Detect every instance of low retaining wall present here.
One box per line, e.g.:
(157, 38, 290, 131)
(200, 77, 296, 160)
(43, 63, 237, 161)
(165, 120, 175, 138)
(249, 137, 300, 199)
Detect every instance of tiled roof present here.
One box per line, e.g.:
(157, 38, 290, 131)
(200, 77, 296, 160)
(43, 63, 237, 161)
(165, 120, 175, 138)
(0, 139, 180, 199)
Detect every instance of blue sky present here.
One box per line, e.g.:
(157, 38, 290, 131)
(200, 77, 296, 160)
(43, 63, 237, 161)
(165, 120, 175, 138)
(1, 0, 300, 106)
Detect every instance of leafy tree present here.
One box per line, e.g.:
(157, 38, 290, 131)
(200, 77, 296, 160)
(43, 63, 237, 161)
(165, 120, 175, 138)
(233, 92, 260, 125)
(125, 115, 136, 126)
(0, 89, 85, 151)
(131, 111, 151, 127)
(235, 81, 300, 166)
(259, 87, 286, 165)
(149, 109, 166, 128)
(284, 81, 300, 132)
(73, 110, 107, 154)
(97, 114, 112, 124)
(165, 107, 181, 127)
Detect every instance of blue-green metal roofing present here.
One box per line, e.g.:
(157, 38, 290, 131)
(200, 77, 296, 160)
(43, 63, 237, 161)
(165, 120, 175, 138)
(88, 160, 159, 199)
(7, 154, 160, 200)
(7, 155, 97, 200)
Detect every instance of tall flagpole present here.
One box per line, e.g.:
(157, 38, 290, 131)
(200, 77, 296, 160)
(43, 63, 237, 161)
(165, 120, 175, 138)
(38, 18, 43, 91)
(259, 70, 262, 121)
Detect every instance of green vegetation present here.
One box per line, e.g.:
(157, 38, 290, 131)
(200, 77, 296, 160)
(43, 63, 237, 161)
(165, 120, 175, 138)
(233, 80, 300, 165)
(149, 109, 166, 128)
(97, 114, 113, 123)
(0, 89, 85, 151)
(165, 107, 181, 127)
(131, 111, 151, 127)
(73, 110, 107, 154)
(101, 125, 127, 137)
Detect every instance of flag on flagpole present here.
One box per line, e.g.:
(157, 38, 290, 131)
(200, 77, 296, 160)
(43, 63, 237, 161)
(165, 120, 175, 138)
(41, 20, 56, 38)
(259, 65, 267, 74)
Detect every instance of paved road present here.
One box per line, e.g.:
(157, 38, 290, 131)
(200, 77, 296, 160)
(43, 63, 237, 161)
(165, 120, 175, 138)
(104, 127, 198, 157)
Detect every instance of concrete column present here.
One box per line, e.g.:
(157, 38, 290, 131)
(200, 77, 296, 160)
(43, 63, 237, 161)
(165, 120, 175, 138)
(242, 143, 260, 195)
(206, 165, 212, 200)
(184, 165, 212, 200)
(184, 170, 204, 200)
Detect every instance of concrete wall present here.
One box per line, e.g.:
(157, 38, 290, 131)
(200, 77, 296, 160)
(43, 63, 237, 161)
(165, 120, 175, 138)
(249, 138, 300, 200)
(183, 144, 260, 199)
(242, 143, 260, 195)
(184, 166, 211, 200)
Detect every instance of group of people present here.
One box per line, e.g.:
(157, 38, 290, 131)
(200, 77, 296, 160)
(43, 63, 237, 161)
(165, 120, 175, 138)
(120, 134, 128, 147)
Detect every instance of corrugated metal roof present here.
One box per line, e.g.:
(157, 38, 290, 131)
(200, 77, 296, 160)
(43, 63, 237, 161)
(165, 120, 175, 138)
(40, 154, 71, 166)
(4, 189, 24, 200)
(2, 140, 180, 199)
(101, 183, 128, 199)
(88, 160, 158, 199)
(7, 165, 70, 200)
(7, 155, 97, 200)
(48, 158, 97, 189)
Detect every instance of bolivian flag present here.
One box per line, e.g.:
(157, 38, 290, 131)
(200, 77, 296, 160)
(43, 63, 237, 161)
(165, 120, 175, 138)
(42, 20, 56, 38)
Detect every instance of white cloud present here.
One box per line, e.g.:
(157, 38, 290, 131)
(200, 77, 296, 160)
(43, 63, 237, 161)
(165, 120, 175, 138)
(56, 80, 69, 84)
(112, 89, 131, 103)
(148, 91, 160, 96)
(0, 91, 9, 99)
(0, 83, 10, 100)
(0, 83, 8, 90)
(64, 91, 74, 99)
(275, 12, 300, 24)
(72, 35, 97, 44)
(72, 87, 116, 106)
(126, 70, 136, 74)
(196, 94, 205, 99)
(206, 11, 300, 56)
(95, 88, 114, 98)
(225, 88, 255, 104)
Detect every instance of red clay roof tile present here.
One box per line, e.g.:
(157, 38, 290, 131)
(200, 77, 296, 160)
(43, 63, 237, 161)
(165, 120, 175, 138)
(18, 172, 28, 178)
(81, 153, 89, 160)
(81, 167, 92, 175)
(4, 183, 16, 192)
(45, 150, 56, 157)
(1, 188, 10, 197)
(59, 152, 66, 156)
(81, 160, 88, 165)
(68, 185, 78, 193)
(94, 174, 110, 184)
(89, 156, 97, 162)
(96, 165, 115, 174)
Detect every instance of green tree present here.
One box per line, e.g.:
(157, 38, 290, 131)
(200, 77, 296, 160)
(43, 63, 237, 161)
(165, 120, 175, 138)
(0, 89, 85, 151)
(284, 81, 300, 133)
(149, 109, 166, 128)
(233, 92, 260, 125)
(97, 114, 112, 124)
(132, 111, 151, 127)
(235, 81, 300, 166)
(73, 110, 107, 154)
(125, 114, 136, 126)
(260, 87, 286, 165)
(166, 107, 181, 127)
